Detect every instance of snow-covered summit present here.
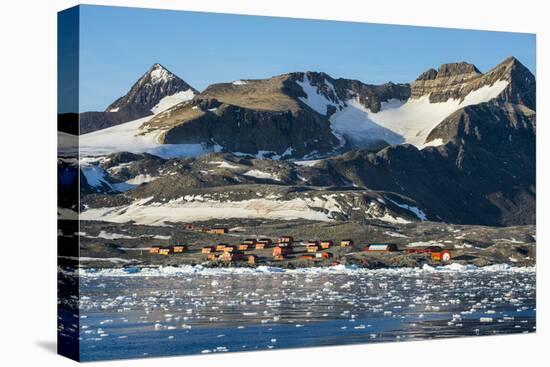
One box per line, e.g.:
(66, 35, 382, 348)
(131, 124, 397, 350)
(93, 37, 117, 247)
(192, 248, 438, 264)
(104, 63, 197, 115)
(79, 63, 198, 134)
(148, 63, 177, 84)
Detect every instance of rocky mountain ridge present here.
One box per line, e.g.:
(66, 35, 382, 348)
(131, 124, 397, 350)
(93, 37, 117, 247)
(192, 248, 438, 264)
(132, 56, 533, 158)
(73, 56, 536, 227)
(411, 57, 535, 108)
(79, 91, 536, 229)
(78, 64, 197, 134)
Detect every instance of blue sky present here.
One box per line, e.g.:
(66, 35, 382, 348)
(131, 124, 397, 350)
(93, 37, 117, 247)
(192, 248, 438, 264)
(76, 5, 536, 112)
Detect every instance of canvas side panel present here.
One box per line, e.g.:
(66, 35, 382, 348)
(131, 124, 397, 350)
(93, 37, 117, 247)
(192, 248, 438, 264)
(57, 5, 80, 362)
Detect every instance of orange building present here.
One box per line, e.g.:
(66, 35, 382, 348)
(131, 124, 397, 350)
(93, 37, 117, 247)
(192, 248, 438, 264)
(216, 244, 228, 252)
(158, 248, 171, 255)
(315, 252, 333, 259)
(239, 243, 251, 251)
(223, 245, 237, 253)
(278, 236, 294, 244)
(273, 246, 291, 257)
(220, 252, 245, 262)
(257, 238, 272, 246)
(172, 245, 187, 253)
(207, 227, 229, 235)
(340, 239, 353, 247)
(306, 244, 320, 253)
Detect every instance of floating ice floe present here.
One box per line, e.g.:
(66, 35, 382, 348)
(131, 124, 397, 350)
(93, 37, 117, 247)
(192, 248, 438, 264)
(74, 263, 535, 278)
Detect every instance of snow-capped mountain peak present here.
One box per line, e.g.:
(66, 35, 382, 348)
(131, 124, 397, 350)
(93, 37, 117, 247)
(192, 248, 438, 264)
(104, 63, 197, 116)
(78, 63, 198, 134)
(147, 63, 176, 84)
(78, 57, 534, 161)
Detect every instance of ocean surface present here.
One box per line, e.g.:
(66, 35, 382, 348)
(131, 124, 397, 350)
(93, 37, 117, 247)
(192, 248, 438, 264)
(68, 265, 536, 361)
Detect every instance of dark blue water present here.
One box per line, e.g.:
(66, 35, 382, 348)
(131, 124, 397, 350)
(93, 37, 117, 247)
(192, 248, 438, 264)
(70, 268, 536, 361)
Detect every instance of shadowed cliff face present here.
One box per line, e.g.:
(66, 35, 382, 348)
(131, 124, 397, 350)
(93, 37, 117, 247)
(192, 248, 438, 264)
(318, 101, 535, 226)
(160, 105, 340, 158)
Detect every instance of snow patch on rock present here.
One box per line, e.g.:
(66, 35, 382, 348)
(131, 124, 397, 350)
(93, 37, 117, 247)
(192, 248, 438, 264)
(232, 80, 248, 85)
(149, 65, 175, 84)
(79, 115, 222, 159)
(243, 170, 281, 181)
(330, 80, 508, 148)
(151, 90, 196, 114)
(209, 161, 240, 169)
(79, 195, 348, 225)
(297, 76, 342, 115)
(388, 199, 427, 221)
(81, 163, 134, 193)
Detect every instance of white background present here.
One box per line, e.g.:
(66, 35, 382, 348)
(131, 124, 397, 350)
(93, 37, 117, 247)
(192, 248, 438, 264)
(0, 0, 547, 366)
